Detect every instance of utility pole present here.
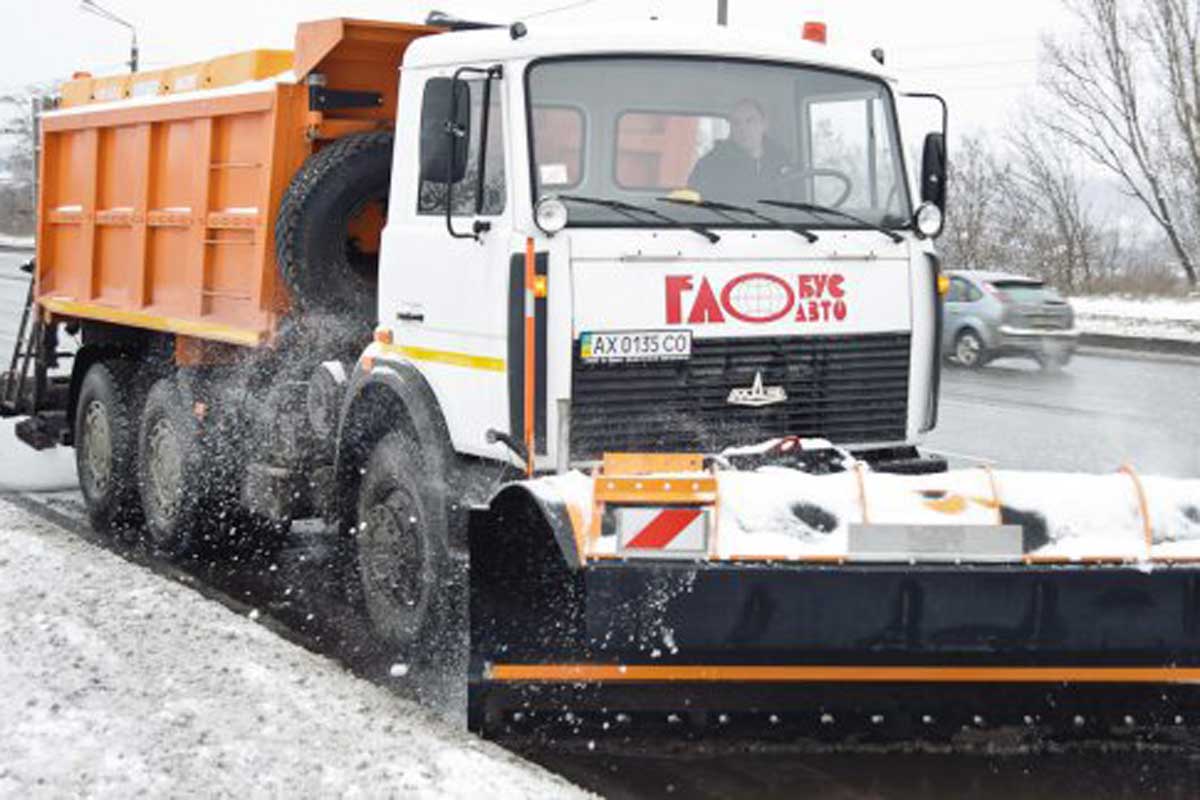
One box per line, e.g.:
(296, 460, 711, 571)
(717, 0, 728, 26)
(79, 0, 139, 73)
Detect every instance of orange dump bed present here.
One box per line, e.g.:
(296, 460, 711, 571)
(35, 18, 438, 350)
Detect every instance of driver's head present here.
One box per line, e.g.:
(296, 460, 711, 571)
(730, 99, 767, 158)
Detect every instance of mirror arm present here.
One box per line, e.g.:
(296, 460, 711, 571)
(445, 64, 503, 241)
(904, 92, 949, 210)
(903, 92, 948, 141)
(445, 70, 473, 240)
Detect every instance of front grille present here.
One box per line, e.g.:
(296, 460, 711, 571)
(570, 332, 911, 460)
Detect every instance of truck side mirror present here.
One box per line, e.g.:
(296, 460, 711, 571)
(920, 132, 946, 211)
(420, 77, 470, 184)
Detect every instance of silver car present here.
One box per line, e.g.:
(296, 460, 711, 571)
(942, 271, 1079, 369)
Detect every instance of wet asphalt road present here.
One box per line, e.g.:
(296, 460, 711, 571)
(928, 351, 1200, 476)
(4, 247, 1200, 797)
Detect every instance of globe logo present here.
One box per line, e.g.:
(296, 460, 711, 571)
(721, 273, 795, 323)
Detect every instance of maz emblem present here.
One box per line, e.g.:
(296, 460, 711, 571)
(727, 371, 788, 408)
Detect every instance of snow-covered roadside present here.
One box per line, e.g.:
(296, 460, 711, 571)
(0, 418, 78, 492)
(0, 234, 33, 251)
(1070, 295, 1200, 343)
(0, 500, 590, 799)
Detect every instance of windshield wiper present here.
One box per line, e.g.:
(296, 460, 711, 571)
(558, 194, 720, 243)
(758, 199, 904, 244)
(656, 197, 818, 243)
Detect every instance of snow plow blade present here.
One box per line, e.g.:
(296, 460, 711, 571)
(467, 456, 1200, 738)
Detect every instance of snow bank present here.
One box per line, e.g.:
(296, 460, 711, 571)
(1071, 295, 1200, 343)
(0, 233, 34, 251)
(0, 418, 78, 492)
(0, 500, 589, 799)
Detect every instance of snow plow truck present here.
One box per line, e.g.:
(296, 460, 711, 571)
(5, 14, 1200, 738)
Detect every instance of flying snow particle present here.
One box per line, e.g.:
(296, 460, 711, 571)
(389, 663, 409, 678)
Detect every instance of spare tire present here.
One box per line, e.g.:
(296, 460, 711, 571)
(275, 131, 394, 321)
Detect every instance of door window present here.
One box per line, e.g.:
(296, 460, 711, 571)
(947, 277, 969, 303)
(807, 95, 905, 217)
(418, 78, 506, 216)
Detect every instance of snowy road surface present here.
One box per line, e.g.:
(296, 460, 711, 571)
(0, 499, 588, 799)
(927, 353, 1200, 474)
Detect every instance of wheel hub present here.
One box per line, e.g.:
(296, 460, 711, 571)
(146, 417, 183, 523)
(957, 334, 981, 365)
(361, 490, 429, 620)
(81, 400, 112, 496)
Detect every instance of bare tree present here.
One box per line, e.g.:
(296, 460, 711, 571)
(1006, 124, 1097, 292)
(938, 134, 1012, 271)
(0, 91, 38, 235)
(1041, 0, 1198, 286)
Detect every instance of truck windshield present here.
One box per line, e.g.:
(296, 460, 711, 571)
(527, 57, 911, 231)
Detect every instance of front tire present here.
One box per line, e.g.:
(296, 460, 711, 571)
(355, 431, 456, 656)
(75, 359, 146, 537)
(954, 329, 986, 369)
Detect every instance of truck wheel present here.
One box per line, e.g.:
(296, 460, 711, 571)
(275, 131, 394, 322)
(75, 360, 145, 537)
(355, 431, 456, 656)
(137, 376, 207, 558)
(954, 329, 986, 369)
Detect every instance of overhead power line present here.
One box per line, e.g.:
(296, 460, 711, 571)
(899, 58, 1040, 72)
(889, 35, 1043, 51)
(521, 0, 604, 19)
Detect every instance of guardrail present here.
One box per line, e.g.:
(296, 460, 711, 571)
(1078, 332, 1200, 358)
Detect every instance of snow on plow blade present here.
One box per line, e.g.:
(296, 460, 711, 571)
(467, 455, 1200, 736)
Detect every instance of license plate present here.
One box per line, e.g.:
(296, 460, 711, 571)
(580, 330, 692, 363)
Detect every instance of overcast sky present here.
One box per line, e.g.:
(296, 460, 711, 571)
(5, 0, 1080, 135)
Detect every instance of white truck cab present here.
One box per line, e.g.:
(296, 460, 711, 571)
(363, 21, 947, 475)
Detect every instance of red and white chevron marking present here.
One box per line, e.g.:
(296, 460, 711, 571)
(617, 507, 708, 555)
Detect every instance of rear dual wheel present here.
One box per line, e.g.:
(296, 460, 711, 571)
(136, 374, 288, 560)
(137, 377, 208, 558)
(75, 360, 146, 537)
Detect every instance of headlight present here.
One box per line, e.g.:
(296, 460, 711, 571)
(914, 201, 944, 239)
(535, 196, 568, 235)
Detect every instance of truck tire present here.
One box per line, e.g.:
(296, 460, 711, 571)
(137, 376, 208, 558)
(355, 430, 458, 657)
(275, 131, 394, 322)
(75, 360, 145, 537)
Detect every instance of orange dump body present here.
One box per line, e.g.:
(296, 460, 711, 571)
(36, 19, 439, 352)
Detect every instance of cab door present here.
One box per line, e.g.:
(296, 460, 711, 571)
(378, 68, 515, 461)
